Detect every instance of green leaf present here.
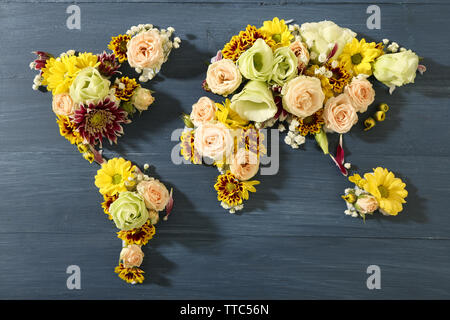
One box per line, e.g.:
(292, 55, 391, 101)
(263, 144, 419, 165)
(315, 129, 329, 154)
(181, 113, 194, 128)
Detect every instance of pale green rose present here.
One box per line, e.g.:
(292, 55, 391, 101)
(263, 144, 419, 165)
(109, 191, 149, 231)
(300, 20, 356, 61)
(237, 38, 273, 82)
(230, 80, 277, 122)
(69, 67, 110, 104)
(269, 46, 298, 86)
(373, 50, 419, 88)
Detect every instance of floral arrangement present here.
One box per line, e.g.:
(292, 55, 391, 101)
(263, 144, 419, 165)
(180, 18, 423, 214)
(342, 167, 407, 219)
(30, 24, 181, 163)
(94, 156, 173, 284)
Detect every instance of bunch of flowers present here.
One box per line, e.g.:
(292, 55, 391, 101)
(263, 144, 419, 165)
(95, 157, 173, 284)
(30, 24, 180, 163)
(180, 18, 421, 214)
(342, 167, 407, 219)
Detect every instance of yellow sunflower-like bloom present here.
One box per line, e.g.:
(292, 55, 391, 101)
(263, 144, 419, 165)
(222, 25, 275, 61)
(215, 99, 249, 129)
(214, 171, 259, 206)
(95, 158, 136, 196)
(117, 220, 155, 246)
(113, 76, 140, 101)
(115, 264, 144, 284)
(56, 116, 83, 145)
(296, 109, 325, 136)
(338, 38, 384, 76)
(108, 34, 131, 63)
(362, 167, 408, 216)
(260, 17, 294, 50)
(41, 53, 99, 95)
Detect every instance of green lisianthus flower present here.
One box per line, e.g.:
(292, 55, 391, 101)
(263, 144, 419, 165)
(237, 38, 273, 82)
(69, 67, 110, 104)
(109, 191, 149, 230)
(269, 46, 298, 86)
(230, 80, 277, 122)
(373, 50, 419, 88)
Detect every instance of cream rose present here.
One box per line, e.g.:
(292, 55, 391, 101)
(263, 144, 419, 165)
(131, 87, 155, 111)
(323, 93, 358, 133)
(344, 78, 375, 113)
(194, 121, 233, 161)
(127, 30, 164, 69)
(289, 40, 310, 71)
(120, 244, 144, 268)
(206, 59, 242, 96)
(190, 97, 217, 127)
(281, 76, 325, 118)
(52, 93, 77, 116)
(355, 195, 379, 214)
(136, 179, 170, 212)
(230, 148, 259, 181)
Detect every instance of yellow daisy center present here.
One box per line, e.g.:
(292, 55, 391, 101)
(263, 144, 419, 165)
(272, 34, 282, 43)
(112, 174, 122, 185)
(378, 185, 389, 198)
(351, 53, 363, 65)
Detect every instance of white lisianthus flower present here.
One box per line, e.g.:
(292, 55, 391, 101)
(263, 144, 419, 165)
(299, 20, 356, 62)
(373, 50, 419, 89)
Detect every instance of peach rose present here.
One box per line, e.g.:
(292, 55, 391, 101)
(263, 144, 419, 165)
(52, 93, 77, 116)
(355, 195, 379, 214)
(120, 244, 144, 268)
(289, 40, 310, 71)
(131, 87, 155, 111)
(206, 59, 242, 96)
(281, 76, 325, 118)
(127, 30, 164, 69)
(344, 78, 375, 113)
(230, 148, 259, 181)
(190, 97, 217, 127)
(194, 121, 233, 161)
(136, 180, 170, 212)
(323, 93, 358, 133)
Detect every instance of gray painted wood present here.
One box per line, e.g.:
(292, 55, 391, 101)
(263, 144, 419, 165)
(0, 0, 449, 299)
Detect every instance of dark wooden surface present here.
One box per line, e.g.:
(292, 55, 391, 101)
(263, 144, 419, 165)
(0, 0, 449, 299)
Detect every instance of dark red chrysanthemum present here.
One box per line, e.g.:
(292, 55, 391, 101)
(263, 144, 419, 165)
(97, 51, 121, 77)
(73, 98, 130, 147)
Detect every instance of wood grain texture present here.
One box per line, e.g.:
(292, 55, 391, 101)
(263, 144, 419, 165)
(0, 0, 449, 299)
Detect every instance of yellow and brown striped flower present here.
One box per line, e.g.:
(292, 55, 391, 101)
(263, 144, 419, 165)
(180, 130, 202, 164)
(108, 34, 131, 63)
(102, 194, 118, 220)
(296, 109, 325, 136)
(239, 125, 266, 157)
(222, 25, 275, 62)
(115, 263, 145, 284)
(56, 115, 83, 145)
(214, 171, 244, 206)
(117, 220, 155, 246)
(113, 76, 140, 101)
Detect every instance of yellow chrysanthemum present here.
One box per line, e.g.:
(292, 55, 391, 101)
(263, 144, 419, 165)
(222, 25, 275, 61)
(214, 171, 259, 207)
(95, 158, 136, 196)
(117, 220, 155, 246)
(115, 264, 144, 284)
(215, 99, 249, 129)
(260, 17, 294, 49)
(180, 130, 202, 164)
(338, 38, 384, 76)
(348, 173, 366, 188)
(239, 125, 266, 156)
(296, 109, 325, 136)
(362, 167, 408, 216)
(56, 115, 83, 145)
(41, 53, 99, 95)
(101, 194, 118, 220)
(108, 34, 131, 63)
(113, 76, 140, 101)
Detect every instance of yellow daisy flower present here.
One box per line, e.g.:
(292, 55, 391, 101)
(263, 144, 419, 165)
(41, 53, 99, 95)
(214, 171, 244, 206)
(296, 109, 325, 136)
(260, 17, 293, 49)
(95, 158, 136, 196)
(215, 99, 249, 129)
(362, 167, 408, 216)
(113, 76, 140, 101)
(117, 220, 155, 246)
(56, 115, 83, 145)
(338, 38, 384, 76)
